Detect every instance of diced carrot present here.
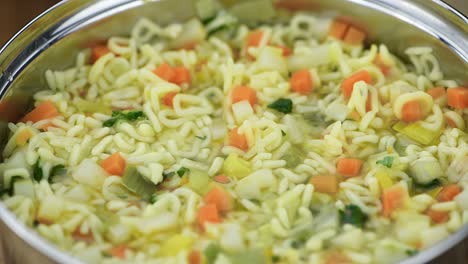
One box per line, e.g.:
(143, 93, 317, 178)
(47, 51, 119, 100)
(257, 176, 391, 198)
(426, 208, 450, 224)
(197, 204, 221, 230)
(163, 92, 178, 108)
(231, 85, 257, 106)
(341, 70, 372, 99)
(401, 100, 422, 122)
(188, 250, 201, 264)
(290, 69, 314, 95)
(213, 175, 230, 184)
(373, 54, 391, 76)
(343, 26, 366, 45)
(276, 45, 292, 56)
(204, 186, 232, 214)
(336, 158, 363, 177)
(36, 217, 54, 226)
(153, 63, 176, 82)
(426, 87, 446, 100)
(72, 229, 94, 244)
(172, 66, 191, 85)
(348, 110, 361, 121)
(325, 251, 352, 264)
(246, 31, 265, 49)
(382, 183, 408, 217)
(437, 184, 462, 202)
(20, 101, 59, 123)
(447, 87, 468, 109)
(109, 245, 128, 259)
(328, 20, 349, 40)
(91, 45, 111, 63)
(15, 129, 33, 146)
(100, 152, 126, 176)
(228, 127, 249, 151)
(309, 175, 340, 195)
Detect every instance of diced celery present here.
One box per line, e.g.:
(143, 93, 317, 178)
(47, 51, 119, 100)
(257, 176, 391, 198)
(227, 248, 266, 264)
(72, 159, 107, 188)
(409, 159, 443, 185)
(235, 169, 277, 199)
(37, 195, 64, 222)
(427, 186, 443, 198)
(281, 145, 305, 168)
(187, 169, 211, 195)
(122, 166, 157, 201)
(171, 18, 207, 49)
(375, 170, 393, 190)
(75, 98, 111, 114)
(229, 0, 275, 23)
(13, 178, 35, 199)
(374, 239, 416, 264)
(159, 234, 194, 257)
(393, 121, 441, 145)
(257, 224, 274, 245)
(255, 46, 288, 75)
(196, 0, 220, 23)
(223, 154, 252, 179)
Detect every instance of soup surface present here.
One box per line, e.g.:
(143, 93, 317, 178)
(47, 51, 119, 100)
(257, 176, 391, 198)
(1, 2, 468, 263)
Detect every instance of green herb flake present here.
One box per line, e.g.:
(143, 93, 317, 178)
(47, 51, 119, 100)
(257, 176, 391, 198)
(268, 98, 293, 114)
(196, 135, 207, 140)
(290, 240, 302, 249)
(376, 156, 394, 168)
(281, 130, 286, 136)
(33, 160, 43, 182)
(150, 194, 158, 204)
(163, 171, 175, 179)
(405, 249, 419, 256)
(204, 243, 221, 264)
(272, 255, 281, 263)
(103, 110, 146, 127)
(177, 167, 190, 177)
(48, 164, 66, 183)
(8, 176, 23, 196)
(339, 204, 368, 228)
(415, 179, 441, 189)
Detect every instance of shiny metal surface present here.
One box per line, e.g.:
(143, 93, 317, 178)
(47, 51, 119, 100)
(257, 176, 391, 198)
(0, 0, 467, 263)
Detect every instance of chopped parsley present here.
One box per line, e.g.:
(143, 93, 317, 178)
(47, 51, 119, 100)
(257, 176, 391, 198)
(196, 135, 207, 140)
(163, 171, 175, 179)
(414, 179, 441, 189)
(268, 98, 293, 114)
(339, 204, 368, 228)
(405, 249, 419, 256)
(177, 167, 190, 177)
(281, 130, 286, 136)
(48, 164, 66, 183)
(272, 255, 281, 263)
(376, 156, 394, 168)
(33, 159, 43, 182)
(150, 194, 158, 204)
(103, 110, 146, 127)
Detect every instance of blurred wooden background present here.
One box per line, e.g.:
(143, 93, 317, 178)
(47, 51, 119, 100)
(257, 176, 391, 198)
(0, 0, 60, 45)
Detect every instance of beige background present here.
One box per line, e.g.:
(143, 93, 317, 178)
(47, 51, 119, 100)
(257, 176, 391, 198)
(0, 0, 467, 263)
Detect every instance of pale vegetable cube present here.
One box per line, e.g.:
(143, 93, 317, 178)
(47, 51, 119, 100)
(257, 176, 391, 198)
(159, 234, 194, 256)
(256, 46, 287, 75)
(232, 100, 254, 124)
(454, 188, 468, 210)
(37, 195, 64, 222)
(106, 224, 131, 244)
(220, 224, 245, 252)
(235, 169, 277, 199)
(223, 154, 252, 179)
(420, 226, 449, 248)
(72, 159, 107, 188)
(13, 179, 35, 199)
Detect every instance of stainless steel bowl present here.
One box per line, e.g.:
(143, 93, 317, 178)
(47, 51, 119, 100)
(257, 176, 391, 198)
(0, 0, 467, 263)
